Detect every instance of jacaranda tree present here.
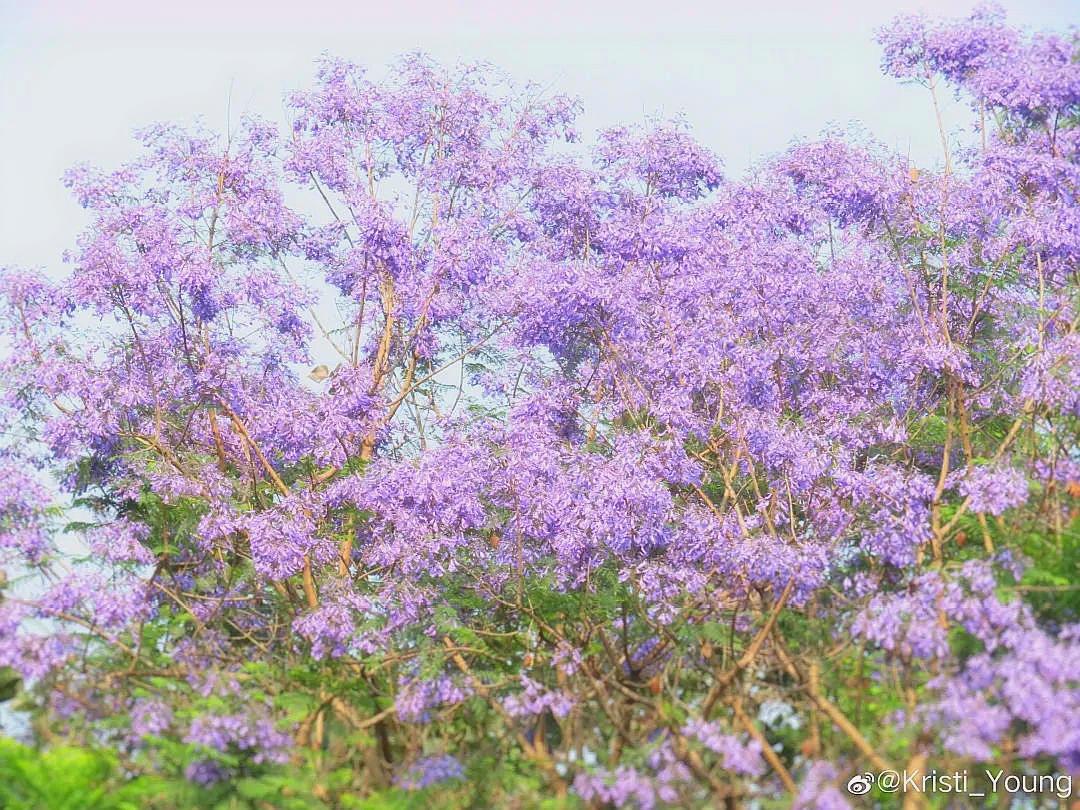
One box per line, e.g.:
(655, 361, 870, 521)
(0, 5, 1077, 807)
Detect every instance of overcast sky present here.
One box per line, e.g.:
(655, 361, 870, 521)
(1, 0, 1075, 271)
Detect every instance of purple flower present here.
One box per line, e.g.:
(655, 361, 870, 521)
(395, 755, 465, 790)
(953, 463, 1029, 515)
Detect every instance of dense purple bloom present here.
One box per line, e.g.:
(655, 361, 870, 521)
(185, 709, 291, 765)
(683, 720, 764, 776)
(1, 6, 1078, 805)
(395, 754, 465, 790)
(503, 674, 574, 719)
(395, 674, 471, 723)
(793, 762, 851, 810)
(952, 463, 1029, 515)
(573, 766, 664, 810)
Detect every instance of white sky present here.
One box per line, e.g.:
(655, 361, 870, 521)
(1, 0, 1075, 270)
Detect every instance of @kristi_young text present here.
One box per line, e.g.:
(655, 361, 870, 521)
(845, 769, 1073, 800)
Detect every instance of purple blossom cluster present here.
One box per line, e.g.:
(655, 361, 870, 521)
(185, 710, 291, 764)
(394, 674, 471, 724)
(682, 721, 764, 776)
(952, 462, 1030, 515)
(573, 764, 675, 810)
(503, 674, 575, 719)
(395, 754, 465, 790)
